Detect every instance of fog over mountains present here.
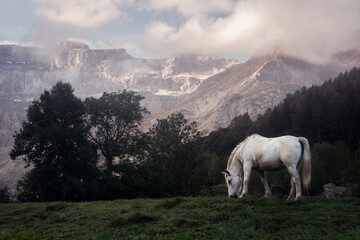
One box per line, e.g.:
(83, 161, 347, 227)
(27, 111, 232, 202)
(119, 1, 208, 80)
(1, 40, 359, 191)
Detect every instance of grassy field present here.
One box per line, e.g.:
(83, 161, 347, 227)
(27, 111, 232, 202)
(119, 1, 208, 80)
(0, 192, 359, 240)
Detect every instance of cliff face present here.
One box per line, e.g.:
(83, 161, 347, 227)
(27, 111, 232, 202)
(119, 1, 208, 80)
(0, 41, 359, 192)
(143, 50, 360, 132)
(141, 53, 332, 132)
(0, 41, 239, 191)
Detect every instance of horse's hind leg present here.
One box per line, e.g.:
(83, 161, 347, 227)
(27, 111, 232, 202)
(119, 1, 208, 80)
(287, 180, 295, 200)
(287, 166, 301, 200)
(257, 170, 271, 198)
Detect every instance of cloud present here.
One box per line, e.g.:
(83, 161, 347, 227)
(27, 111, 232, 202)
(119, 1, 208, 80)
(14, 0, 360, 62)
(0, 40, 19, 45)
(144, 0, 237, 17)
(144, 6, 259, 55)
(34, 0, 124, 29)
(142, 0, 360, 62)
(24, 0, 135, 47)
(91, 36, 156, 58)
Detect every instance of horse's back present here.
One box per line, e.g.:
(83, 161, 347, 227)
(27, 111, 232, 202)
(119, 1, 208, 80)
(249, 135, 302, 171)
(271, 135, 302, 167)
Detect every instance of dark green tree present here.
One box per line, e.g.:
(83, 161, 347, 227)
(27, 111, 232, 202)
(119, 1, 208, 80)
(198, 67, 360, 195)
(142, 113, 203, 196)
(10, 82, 100, 201)
(0, 186, 11, 203)
(310, 141, 358, 194)
(84, 90, 148, 176)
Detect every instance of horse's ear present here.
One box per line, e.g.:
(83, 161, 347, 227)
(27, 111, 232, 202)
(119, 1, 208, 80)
(222, 170, 230, 176)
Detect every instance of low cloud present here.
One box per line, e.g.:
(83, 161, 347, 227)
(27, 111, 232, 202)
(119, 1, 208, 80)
(143, 0, 360, 62)
(16, 0, 360, 61)
(0, 40, 19, 45)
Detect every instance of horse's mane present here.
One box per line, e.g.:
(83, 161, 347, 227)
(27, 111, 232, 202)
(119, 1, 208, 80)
(226, 134, 261, 170)
(227, 143, 242, 170)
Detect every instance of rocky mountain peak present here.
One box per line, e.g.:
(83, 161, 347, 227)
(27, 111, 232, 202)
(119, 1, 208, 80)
(246, 49, 286, 64)
(57, 40, 89, 50)
(161, 54, 239, 77)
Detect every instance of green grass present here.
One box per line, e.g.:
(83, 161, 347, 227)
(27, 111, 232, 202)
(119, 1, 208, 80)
(0, 194, 359, 240)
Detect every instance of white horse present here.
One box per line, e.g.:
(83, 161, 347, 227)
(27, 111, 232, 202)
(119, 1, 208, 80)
(222, 134, 311, 200)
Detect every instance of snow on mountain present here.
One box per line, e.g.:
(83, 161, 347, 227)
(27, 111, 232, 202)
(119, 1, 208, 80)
(91, 53, 240, 97)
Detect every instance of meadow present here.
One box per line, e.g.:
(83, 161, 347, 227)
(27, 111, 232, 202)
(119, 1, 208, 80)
(0, 189, 359, 240)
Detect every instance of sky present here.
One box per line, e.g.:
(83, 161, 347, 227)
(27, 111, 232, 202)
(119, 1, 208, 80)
(1, 0, 360, 61)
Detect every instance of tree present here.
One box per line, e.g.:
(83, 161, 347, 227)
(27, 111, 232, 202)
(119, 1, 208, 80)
(311, 141, 357, 194)
(84, 90, 148, 176)
(142, 113, 203, 196)
(197, 67, 360, 194)
(10, 82, 100, 201)
(0, 186, 11, 203)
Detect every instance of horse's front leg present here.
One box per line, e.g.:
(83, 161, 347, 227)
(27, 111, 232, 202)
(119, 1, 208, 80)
(240, 163, 252, 198)
(258, 170, 272, 198)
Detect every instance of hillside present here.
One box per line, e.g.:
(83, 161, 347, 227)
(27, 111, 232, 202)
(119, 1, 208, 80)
(0, 196, 359, 240)
(200, 67, 360, 191)
(0, 41, 238, 192)
(1, 41, 360, 193)
(143, 51, 346, 132)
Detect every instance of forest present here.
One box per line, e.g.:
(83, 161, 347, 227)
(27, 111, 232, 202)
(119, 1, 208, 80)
(202, 67, 360, 195)
(2, 67, 360, 202)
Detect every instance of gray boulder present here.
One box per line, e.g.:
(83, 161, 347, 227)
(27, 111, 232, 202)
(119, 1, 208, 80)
(323, 183, 345, 199)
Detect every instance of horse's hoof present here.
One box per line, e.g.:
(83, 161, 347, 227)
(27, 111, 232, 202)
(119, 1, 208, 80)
(287, 196, 295, 201)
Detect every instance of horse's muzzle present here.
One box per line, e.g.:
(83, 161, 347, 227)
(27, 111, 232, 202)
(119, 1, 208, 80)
(230, 193, 238, 198)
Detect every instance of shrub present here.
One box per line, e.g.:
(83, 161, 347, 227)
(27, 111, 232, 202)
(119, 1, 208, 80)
(0, 186, 11, 203)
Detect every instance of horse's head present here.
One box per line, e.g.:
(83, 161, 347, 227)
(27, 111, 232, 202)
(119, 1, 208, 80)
(222, 170, 242, 198)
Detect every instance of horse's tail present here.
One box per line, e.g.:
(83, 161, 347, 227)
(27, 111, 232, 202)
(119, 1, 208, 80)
(298, 137, 311, 192)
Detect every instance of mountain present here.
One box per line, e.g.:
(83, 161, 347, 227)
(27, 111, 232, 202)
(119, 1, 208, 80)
(0, 41, 239, 191)
(143, 51, 351, 132)
(0, 41, 359, 192)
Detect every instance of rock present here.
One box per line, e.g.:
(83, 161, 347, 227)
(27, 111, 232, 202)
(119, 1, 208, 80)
(323, 183, 345, 199)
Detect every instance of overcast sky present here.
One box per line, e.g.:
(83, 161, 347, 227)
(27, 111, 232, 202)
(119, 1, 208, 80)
(1, 0, 360, 61)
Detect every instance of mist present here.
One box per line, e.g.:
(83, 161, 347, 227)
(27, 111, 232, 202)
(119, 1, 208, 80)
(142, 0, 360, 62)
(4, 0, 360, 62)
